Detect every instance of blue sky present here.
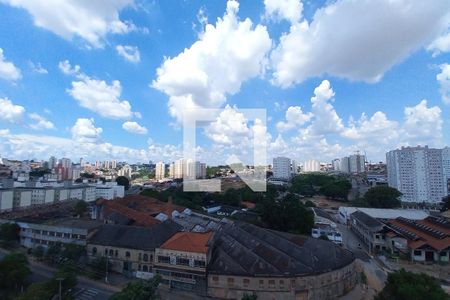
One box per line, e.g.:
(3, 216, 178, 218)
(0, 0, 449, 165)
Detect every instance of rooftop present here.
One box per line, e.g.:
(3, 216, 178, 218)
(160, 231, 214, 253)
(88, 221, 181, 251)
(15, 216, 102, 230)
(351, 211, 384, 230)
(208, 222, 354, 276)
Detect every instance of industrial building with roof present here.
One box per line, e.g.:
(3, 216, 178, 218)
(207, 222, 357, 300)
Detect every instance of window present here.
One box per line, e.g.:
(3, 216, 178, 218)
(259, 280, 264, 288)
(440, 251, 447, 257)
(279, 280, 284, 288)
(138, 253, 142, 260)
(243, 279, 250, 287)
(142, 265, 149, 272)
(115, 250, 118, 257)
(158, 256, 170, 264)
(104, 248, 108, 255)
(227, 278, 234, 285)
(269, 280, 275, 288)
(413, 250, 422, 256)
(212, 276, 219, 282)
(125, 251, 131, 258)
(194, 260, 205, 268)
(109, 249, 114, 256)
(92, 247, 97, 255)
(176, 257, 190, 266)
(143, 254, 149, 262)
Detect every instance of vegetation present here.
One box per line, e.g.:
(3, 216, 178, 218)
(0, 223, 20, 247)
(242, 293, 258, 300)
(110, 275, 161, 300)
(116, 176, 130, 190)
(0, 252, 31, 295)
(87, 257, 109, 280)
(441, 195, 450, 211)
(375, 269, 449, 300)
(290, 173, 352, 200)
(364, 186, 402, 208)
(17, 263, 78, 300)
(31, 245, 45, 261)
(257, 193, 314, 234)
(74, 200, 88, 217)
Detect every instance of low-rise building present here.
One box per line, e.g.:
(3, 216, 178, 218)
(154, 231, 214, 294)
(0, 189, 13, 211)
(349, 211, 387, 253)
(14, 217, 102, 249)
(87, 221, 181, 277)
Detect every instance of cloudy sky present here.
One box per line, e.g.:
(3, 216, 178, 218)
(0, 0, 449, 165)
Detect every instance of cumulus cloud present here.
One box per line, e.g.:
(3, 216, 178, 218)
(437, 63, 450, 104)
(152, 0, 271, 121)
(0, 48, 21, 81)
(28, 113, 55, 130)
(71, 118, 103, 143)
(59, 60, 134, 119)
(263, 0, 302, 24)
(1, 0, 136, 48)
(0, 98, 25, 123)
(276, 106, 312, 132)
(116, 45, 140, 63)
(122, 121, 147, 134)
(58, 60, 80, 76)
(271, 0, 450, 87)
(428, 31, 450, 56)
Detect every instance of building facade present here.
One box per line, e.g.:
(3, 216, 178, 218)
(272, 157, 291, 180)
(386, 146, 450, 203)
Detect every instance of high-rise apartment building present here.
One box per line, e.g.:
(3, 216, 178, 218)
(332, 158, 341, 171)
(48, 156, 57, 169)
(303, 160, 320, 173)
(386, 146, 450, 203)
(273, 157, 291, 180)
(340, 153, 365, 174)
(155, 162, 165, 180)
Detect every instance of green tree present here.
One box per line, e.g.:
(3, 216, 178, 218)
(242, 293, 257, 300)
(365, 186, 402, 208)
(0, 222, 20, 243)
(32, 245, 45, 261)
(45, 242, 62, 262)
(258, 193, 314, 234)
(116, 176, 130, 190)
(74, 200, 88, 217)
(319, 180, 352, 201)
(441, 195, 450, 211)
(61, 243, 85, 262)
(110, 275, 161, 300)
(375, 269, 449, 300)
(0, 252, 31, 291)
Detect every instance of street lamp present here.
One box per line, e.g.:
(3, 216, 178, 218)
(55, 277, 64, 300)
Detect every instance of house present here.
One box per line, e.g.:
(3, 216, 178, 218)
(87, 220, 181, 277)
(349, 211, 387, 253)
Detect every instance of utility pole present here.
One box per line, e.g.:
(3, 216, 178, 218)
(56, 277, 64, 300)
(105, 255, 109, 283)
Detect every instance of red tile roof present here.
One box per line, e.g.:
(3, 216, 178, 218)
(160, 231, 213, 254)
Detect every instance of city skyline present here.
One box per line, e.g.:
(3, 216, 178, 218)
(0, 0, 449, 165)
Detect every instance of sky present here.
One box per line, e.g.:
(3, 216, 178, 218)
(0, 0, 450, 165)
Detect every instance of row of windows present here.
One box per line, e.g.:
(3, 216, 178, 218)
(212, 276, 290, 289)
(91, 247, 153, 261)
(25, 228, 86, 240)
(157, 255, 206, 268)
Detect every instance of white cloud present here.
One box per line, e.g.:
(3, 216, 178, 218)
(116, 45, 140, 63)
(0, 98, 25, 123)
(402, 99, 443, 146)
(263, 0, 302, 24)
(28, 61, 47, 74)
(71, 118, 103, 143)
(1, 0, 136, 48)
(122, 121, 147, 134)
(437, 63, 450, 104)
(152, 0, 272, 121)
(271, 0, 450, 87)
(58, 60, 80, 76)
(28, 113, 55, 130)
(276, 105, 312, 132)
(68, 77, 132, 119)
(428, 31, 450, 56)
(0, 48, 21, 81)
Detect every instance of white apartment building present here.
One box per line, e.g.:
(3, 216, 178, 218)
(303, 160, 320, 173)
(155, 162, 165, 180)
(0, 189, 13, 211)
(340, 154, 365, 174)
(48, 156, 58, 169)
(332, 159, 341, 171)
(118, 165, 132, 178)
(30, 188, 55, 205)
(273, 157, 291, 180)
(169, 163, 175, 179)
(13, 189, 31, 208)
(95, 182, 125, 200)
(291, 160, 299, 175)
(386, 146, 450, 203)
